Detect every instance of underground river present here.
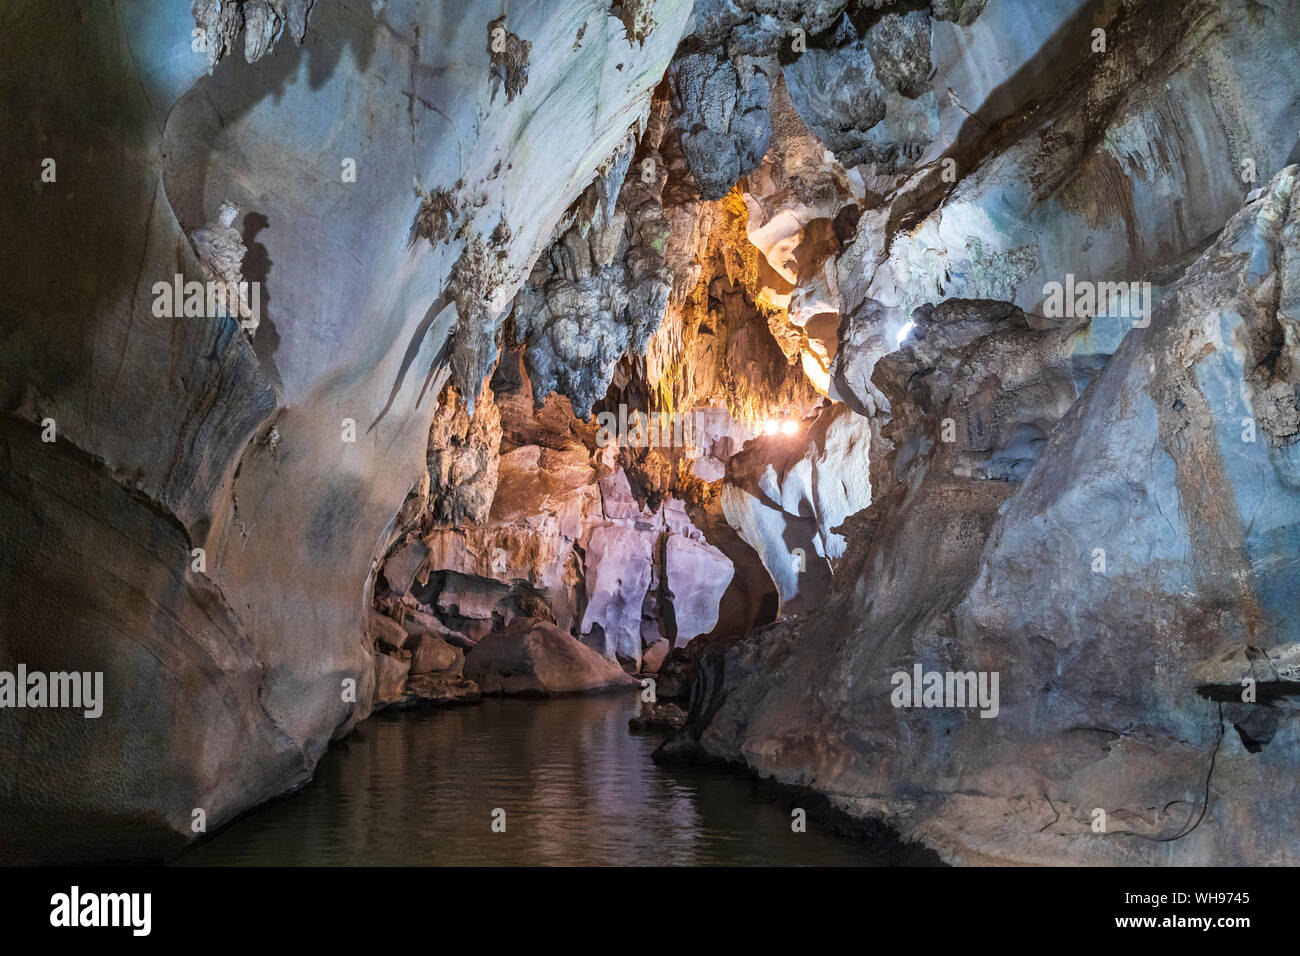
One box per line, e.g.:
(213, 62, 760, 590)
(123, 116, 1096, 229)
(175, 695, 906, 866)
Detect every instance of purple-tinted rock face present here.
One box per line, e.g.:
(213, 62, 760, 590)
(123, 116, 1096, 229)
(465, 618, 638, 696)
(3, 0, 1300, 869)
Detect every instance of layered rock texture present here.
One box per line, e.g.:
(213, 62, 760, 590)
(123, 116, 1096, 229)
(4, 0, 1300, 867)
(367, 347, 737, 678)
(0, 0, 691, 863)
(672, 167, 1300, 866)
(659, 0, 1300, 867)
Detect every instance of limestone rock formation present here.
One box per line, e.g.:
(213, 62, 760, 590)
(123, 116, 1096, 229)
(650, 0, 1300, 871)
(374, 653, 412, 709)
(510, 135, 674, 418)
(641, 638, 671, 674)
(371, 593, 480, 712)
(465, 618, 638, 696)
(0, 0, 692, 863)
(401, 673, 482, 706)
(192, 0, 315, 72)
(409, 634, 463, 676)
(581, 524, 656, 661)
(783, 41, 887, 171)
(721, 402, 874, 612)
(629, 699, 688, 730)
(369, 347, 738, 674)
(668, 169, 1300, 866)
(425, 383, 502, 526)
(664, 533, 735, 641)
(191, 200, 258, 336)
(6, 0, 1300, 872)
(670, 51, 773, 201)
(865, 11, 932, 99)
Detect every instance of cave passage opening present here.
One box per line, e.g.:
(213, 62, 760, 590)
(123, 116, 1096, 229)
(365, 76, 881, 713)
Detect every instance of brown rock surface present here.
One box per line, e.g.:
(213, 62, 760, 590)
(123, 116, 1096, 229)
(465, 618, 638, 697)
(408, 634, 464, 676)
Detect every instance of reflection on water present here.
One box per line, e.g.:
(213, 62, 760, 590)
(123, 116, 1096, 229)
(177, 695, 891, 866)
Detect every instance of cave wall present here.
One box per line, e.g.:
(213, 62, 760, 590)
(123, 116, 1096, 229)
(3, 0, 1299, 869)
(0, 0, 690, 862)
(668, 0, 1300, 865)
(369, 353, 735, 677)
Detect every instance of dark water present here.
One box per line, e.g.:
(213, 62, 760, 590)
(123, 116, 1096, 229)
(176, 694, 888, 866)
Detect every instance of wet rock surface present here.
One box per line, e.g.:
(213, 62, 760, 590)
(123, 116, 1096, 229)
(629, 700, 688, 731)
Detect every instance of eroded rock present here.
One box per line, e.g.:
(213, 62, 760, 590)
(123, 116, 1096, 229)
(782, 41, 886, 171)
(865, 10, 932, 99)
(0, 0, 694, 862)
(664, 534, 734, 641)
(674, 168, 1300, 866)
(374, 653, 412, 709)
(408, 634, 463, 676)
(671, 52, 773, 200)
(465, 617, 638, 696)
(488, 16, 531, 103)
(641, 637, 671, 673)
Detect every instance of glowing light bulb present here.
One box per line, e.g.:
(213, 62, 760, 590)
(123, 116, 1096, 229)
(895, 320, 915, 347)
(763, 420, 780, 435)
(781, 420, 799, 435)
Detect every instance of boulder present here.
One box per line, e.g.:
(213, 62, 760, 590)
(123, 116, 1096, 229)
(652, 643, 702, 700)
(402, 674, 481, 706)
(407, 634, 463, 676)
(641, 638, 671, 674)
(367, 609, 409, 653)
(374, 653, 412, 710)
(629, 700, 688, 731)
(465, 618, 637, 696)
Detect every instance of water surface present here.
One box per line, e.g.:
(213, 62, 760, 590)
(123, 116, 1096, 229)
(178, 694, 888, 866)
